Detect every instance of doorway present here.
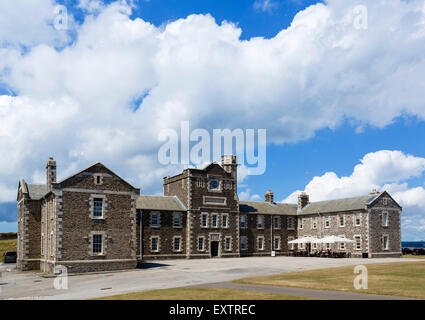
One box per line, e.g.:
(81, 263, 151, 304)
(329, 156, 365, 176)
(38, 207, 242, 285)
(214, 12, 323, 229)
(211, 241, 219, 257)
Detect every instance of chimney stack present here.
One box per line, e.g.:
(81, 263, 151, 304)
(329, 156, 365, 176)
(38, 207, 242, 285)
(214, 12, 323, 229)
(46, 157, 56, 191)
(264, 190, 274, 203)
(369, 189, 379, 195)
(298, 192, 309, 210)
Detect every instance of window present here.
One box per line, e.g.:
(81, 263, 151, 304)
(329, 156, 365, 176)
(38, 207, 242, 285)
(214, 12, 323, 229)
(339, 235, 345, 250)
(339, 215, 345, 227)
(383, 198, 388, 205)
(312, 242, 317, 250)
(240, 236, 247, 251)
(94, 174, 103, 185)
(93, 234, 103, 255)
(325, 216, 330, 228)
(173, 237, 181, 252)
(274, 237, 281, 250)
(325, 243, 330, 250)
(299, 218, 303, 229)
(257, 216, 264, 229)
(273, 217, 280, 230)
(312, 217, 317, 229)
(212, 214, 218, 228)
(240, 215, 247, 229)
(287, 217, 295, 230)
(222, 214, 228, 228)
(383, 235, 389, 250)
(50, 232, 54, 257)
(288, 237, 294, 250)
(151, 237, 159, 252)
(355, 213, 361, 226)
(382, 212, 388, 227)
(354, 236, 361, 250)
(201, 213, 208, 228)
(93, 198, 103, 218)
(257, 236, 264, 251)
(225, 237, 232, 251)
(198, 237, 205, 251)
(173, 213, 181, 228)
(151, 213, 159, 227)
(299, 242, 305, 250)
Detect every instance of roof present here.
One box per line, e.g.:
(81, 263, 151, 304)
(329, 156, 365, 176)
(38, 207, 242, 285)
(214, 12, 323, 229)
(27, 184, 47, 200)
(299, 194, 380, 215)
(136, 195, 187, 211)
(239, 201, 297, 215)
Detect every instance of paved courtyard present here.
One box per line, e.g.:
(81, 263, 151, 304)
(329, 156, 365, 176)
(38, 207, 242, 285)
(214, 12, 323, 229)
(0, 257, 420, 300)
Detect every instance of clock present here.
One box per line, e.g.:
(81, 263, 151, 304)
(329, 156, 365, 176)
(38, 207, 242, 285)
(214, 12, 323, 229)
(209, 180, 219, 190)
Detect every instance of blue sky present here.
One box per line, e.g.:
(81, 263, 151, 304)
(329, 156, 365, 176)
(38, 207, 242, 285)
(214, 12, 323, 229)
(1, 0, 425, 240)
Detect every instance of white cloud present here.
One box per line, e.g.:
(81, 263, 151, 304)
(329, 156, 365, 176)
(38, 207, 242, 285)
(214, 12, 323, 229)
(0, 0, 424, 219)
(253, 0, 278, 13)
(283, 150, 425, 240)
(77, 0, 105, 13)
(239, 189, 262, 202)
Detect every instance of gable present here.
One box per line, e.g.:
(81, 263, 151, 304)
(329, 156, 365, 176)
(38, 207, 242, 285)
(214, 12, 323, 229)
(58, 163, 139, 192)
(368, 191, 402, 209)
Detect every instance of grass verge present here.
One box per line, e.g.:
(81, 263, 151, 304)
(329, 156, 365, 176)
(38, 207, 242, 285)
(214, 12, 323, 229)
(234, 261, 425, 299)
(94, 287, 315, 300)
(0, 239, 17, 258)
(403, 254, 425, 259)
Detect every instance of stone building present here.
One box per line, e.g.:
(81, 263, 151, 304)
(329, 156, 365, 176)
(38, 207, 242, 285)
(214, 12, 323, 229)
(17, 156, 402, 273)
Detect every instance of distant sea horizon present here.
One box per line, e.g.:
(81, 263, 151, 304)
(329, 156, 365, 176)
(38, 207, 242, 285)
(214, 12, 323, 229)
(402, 241, 425, 248)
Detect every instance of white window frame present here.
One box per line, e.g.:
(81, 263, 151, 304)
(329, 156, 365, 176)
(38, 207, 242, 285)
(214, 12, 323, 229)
(354, 235, 362, 251)
(225, 236, 232, 251)
(151, 212, 160, 228)
(273, 216, 281, 230)
(355, 213, 361, 226)
(287, 217, 295, 230)
(240, 236, 248, 251)
(339, 235, 346, 251)
(288, 236, 294, 250)
(257, 216, 264, 230)
(93, 197, 104, 219)
(299, 218, 303, 229)
(257, 236, 265, 251)
(312, 217, 317, 229)
(92, 233, 104, 256)
(382, 211, 389, 227)
(312, 242, 317, 250)
(274, 236, 281, 250)
(201, 212, 208, 228)
(324, 216, 330, 228)
(383, 234, 389, 251)
(173, 236, 182, 252)
(173, 213, 182, 228)
(382, 198, 388, 205)
(339, 215, 345, 227)
(240, 215, 247, 229)
(211, 213, 219, 228)
(151, 236, 160, 253)
(222, 213, 229, 228)
(50, 231, 54, 257)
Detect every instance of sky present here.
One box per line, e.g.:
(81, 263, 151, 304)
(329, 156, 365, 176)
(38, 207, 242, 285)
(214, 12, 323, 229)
(0, 0, 425, 240)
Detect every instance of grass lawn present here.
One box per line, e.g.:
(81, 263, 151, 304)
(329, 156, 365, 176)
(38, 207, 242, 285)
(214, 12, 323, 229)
(403, 254, 425, 259)
(0, 239, 17, 258)
(95, 287, 315, 300)
(235, 261, 425, 299)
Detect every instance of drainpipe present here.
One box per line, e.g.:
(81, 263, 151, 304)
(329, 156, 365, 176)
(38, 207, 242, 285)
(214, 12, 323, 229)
(44, 200, 48, 273)
(140, 210, 143, 262)
(270, 216, 273, 256)
(318, 212, 322, 251)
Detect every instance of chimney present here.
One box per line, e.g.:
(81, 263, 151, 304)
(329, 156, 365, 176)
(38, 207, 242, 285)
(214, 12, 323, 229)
(221, 155, 237, 180)
(298, 192, 309, 210)
(46, 157, 57, 191)
(264, 190, 274, 204)
(369, 189, 379, 195)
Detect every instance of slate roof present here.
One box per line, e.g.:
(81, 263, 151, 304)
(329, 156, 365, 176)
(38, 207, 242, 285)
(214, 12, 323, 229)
(239, 201, 297, 216)
(298, 194, 380, 215)
(136, 195, 187, 211)
(27, 184, 47, 200)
